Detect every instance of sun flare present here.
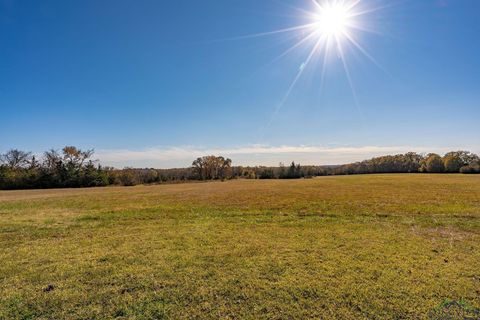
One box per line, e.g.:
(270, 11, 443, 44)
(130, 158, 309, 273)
(228, 0, 384, 120)
(315, 3, 351, 37)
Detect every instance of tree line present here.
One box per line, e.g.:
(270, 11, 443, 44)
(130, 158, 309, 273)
(330, 151, 480, 175)
(1, 148, 479, 189)
(0, 147, 110, 189)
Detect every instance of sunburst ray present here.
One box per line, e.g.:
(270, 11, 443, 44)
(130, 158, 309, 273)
(214, 0, 385, 123)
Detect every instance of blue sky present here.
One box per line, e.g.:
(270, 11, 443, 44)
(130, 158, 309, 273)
(1, 0, 479, 167)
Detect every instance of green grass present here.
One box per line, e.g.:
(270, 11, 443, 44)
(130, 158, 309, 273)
(1, 174, 480, 319)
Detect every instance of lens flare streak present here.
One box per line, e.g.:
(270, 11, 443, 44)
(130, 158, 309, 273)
(233, 0, 386, 123)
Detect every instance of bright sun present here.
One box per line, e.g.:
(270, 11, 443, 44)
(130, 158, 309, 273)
(230, 0, 382, 118)
(315, 3, 351, 37)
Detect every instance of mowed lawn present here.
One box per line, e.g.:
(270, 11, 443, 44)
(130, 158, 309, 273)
(1, 175, 480, 319)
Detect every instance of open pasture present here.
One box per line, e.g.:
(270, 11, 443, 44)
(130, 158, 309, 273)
(1, 174, 480, 319)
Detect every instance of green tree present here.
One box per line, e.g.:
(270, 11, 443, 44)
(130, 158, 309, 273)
(192, 156, 232, 180)
(444, 151, 480, 173)
(425, 154, 445, 173)
(443, 154, 463, 173)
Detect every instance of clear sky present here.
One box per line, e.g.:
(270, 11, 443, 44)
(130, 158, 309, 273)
(1, 0, 479, 168)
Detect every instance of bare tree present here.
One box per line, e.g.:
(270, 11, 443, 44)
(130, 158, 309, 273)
(43, 149, 61, 170)
(0, 149, 32, 169)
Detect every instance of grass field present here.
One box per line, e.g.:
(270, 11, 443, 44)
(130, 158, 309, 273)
(1, 174, 480, 319)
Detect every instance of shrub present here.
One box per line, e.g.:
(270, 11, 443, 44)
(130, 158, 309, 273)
(117, 169, 139, 186)
(460, 164, 480, 174)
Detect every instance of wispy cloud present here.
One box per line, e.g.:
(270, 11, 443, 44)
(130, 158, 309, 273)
(95, 144, 477, 168)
